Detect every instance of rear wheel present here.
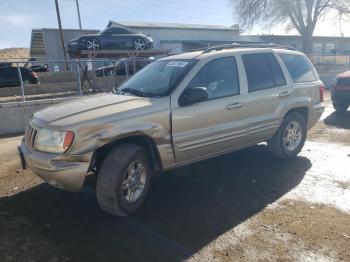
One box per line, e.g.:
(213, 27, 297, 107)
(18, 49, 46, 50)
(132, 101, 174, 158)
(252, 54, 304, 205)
(267, 112, 307, 159)
(86, 38, 100, 51)
(96, 144, 152, 216)
(333, 102, 349, 112)
(133, 38, 146, 51)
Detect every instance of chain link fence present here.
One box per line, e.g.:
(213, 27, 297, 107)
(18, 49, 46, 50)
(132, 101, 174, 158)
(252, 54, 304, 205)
(0, 57, 153, 103)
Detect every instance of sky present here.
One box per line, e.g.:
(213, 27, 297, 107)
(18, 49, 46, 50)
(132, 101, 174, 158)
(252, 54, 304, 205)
(0, 0, 349, 49)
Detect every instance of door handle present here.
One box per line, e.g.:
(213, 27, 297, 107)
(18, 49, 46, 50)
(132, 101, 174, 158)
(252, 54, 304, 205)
(226, 102, 243, 110)
(278, 91, 291, 97)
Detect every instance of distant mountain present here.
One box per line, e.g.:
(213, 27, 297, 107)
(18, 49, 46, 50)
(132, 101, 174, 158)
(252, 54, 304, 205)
(0, 48, 30, 60)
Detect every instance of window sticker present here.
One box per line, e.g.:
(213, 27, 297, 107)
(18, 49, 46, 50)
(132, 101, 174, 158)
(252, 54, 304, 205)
(166, 61, 188, 67)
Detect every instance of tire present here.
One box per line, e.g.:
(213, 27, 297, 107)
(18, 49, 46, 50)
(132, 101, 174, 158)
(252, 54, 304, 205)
(133, 38, 146, 51)
(86, 38, 100, 51)
(333, 102, 348, 112)
(267, 112, 307, 159)
(96, 143, 152, 216)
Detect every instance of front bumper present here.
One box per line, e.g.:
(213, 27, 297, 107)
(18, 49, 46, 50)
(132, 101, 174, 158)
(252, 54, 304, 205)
(20, 140, 92, 192)
(66, 42, 83, 54)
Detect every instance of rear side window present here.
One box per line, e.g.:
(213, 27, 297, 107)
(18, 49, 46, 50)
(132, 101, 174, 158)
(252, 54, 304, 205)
(266, 53, 286, 86)
(337, 78, 350, 86)
(279, 54, 317, 83)
(242, 53, 286, 92)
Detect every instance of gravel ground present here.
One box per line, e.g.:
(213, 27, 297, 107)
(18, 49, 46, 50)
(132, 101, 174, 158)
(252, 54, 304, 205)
(0, 92, 349, 262)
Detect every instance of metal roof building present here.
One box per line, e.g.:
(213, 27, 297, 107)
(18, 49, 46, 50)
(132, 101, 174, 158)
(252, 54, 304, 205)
(107, 21, 240, 53)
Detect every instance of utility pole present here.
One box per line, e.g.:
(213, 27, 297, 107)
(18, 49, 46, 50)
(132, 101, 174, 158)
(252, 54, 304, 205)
(54, 0, 69, 70)
(75, 0, 82, 30)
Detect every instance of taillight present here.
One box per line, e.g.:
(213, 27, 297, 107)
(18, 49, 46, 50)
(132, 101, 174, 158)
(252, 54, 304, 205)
(31, 71, 38, 78)
(319, 84, 325, 102)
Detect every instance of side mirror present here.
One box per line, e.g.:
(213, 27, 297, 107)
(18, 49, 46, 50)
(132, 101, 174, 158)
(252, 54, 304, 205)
(179, 86, 208, 106)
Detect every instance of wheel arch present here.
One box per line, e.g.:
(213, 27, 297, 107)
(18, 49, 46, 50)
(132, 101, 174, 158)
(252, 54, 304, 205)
(284, 107, 309, 122)
(88, 135, 162, 176)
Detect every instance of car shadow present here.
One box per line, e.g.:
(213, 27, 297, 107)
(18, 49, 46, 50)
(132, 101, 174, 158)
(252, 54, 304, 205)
(324, 110, 350, 129)
(0, 145, 311, 262)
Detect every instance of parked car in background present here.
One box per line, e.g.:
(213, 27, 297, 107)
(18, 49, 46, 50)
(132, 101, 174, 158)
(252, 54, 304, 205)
(20, 44, 324, 216)
(30, 63, 49, 72)
(95, 57, 155, 77)
(0, 66, 39, 88)
(66, 26, 154, 56)
(331, 71, 350, 112)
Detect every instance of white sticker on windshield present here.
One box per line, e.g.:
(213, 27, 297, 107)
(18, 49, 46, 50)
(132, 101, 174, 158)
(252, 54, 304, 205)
(166, 61, 188, 67)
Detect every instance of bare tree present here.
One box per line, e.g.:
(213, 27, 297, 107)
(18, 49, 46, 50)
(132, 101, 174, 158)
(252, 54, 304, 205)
(230, 0, 350, 53)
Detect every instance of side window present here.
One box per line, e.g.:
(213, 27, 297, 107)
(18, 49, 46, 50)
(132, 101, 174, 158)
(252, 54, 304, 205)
(242, 53, 286, 92)
(278, 54, 317, 83)
(111, 28, 128, 34)
(266, 53, 286, 86)
(188, 57, 240, 100)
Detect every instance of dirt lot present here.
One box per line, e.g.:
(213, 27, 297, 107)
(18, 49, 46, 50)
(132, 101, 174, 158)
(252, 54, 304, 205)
(0, 92, 349, 262)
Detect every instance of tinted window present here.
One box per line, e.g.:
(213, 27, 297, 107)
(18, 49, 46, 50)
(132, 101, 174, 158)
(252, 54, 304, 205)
(104, 28, 129, 34)
(243, 53, 275, 92)
(266, 53, 286, 86)
(279, 54, 317, 83)
(188, 57, 240, 100)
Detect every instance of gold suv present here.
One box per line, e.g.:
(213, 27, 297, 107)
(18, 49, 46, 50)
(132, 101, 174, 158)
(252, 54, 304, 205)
(20, 44, 325, 216)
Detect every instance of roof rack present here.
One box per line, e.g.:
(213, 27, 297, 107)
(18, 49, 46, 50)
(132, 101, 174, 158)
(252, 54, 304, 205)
(202, 43, 296, 53)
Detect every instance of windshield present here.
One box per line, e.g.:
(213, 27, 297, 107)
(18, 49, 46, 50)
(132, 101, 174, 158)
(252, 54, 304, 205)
(118, 59, 197, 97)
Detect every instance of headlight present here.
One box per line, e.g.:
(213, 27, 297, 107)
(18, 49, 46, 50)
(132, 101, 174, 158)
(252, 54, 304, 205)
(35, 128, 74, 153)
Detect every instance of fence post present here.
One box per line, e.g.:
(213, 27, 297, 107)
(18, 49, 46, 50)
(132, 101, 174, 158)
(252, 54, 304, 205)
(75, 59, 83, 96)
(16, 62, 25, 102)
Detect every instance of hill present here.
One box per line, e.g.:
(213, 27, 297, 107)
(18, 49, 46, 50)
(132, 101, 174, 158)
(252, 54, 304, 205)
(0, 48, 30, 60)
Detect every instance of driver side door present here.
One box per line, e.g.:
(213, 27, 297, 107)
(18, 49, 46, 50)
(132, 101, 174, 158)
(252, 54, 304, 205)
(103, 28, 129, 49)
(171, 56, 248, 164)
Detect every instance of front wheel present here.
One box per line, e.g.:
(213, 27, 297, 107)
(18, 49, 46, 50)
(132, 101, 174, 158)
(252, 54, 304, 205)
(267, 112, 307, 159)
(96, 144, 152, 216)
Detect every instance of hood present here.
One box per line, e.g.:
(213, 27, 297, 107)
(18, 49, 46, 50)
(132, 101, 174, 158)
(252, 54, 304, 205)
(33, 94, 166, 127)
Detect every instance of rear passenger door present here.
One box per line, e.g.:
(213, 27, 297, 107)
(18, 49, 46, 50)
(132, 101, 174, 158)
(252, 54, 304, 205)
(241, 52, 290, 144)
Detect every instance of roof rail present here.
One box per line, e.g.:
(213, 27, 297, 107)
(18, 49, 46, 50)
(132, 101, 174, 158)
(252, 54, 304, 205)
(202, 43, 296, 53)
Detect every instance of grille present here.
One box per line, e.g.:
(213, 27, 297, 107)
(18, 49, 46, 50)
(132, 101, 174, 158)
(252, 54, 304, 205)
(25, 124, 38, 150)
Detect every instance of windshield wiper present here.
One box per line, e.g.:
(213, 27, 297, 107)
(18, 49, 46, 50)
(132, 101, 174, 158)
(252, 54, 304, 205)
(118, 88, 162, 98)
(118, 88, 147, 97)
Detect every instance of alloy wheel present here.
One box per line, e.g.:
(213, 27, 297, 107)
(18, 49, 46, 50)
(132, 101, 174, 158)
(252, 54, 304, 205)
(282, 121, 302, 151)
(86, 39, 100, 50)
(134, 39, 146, 50)
(121, 160, 147, 203)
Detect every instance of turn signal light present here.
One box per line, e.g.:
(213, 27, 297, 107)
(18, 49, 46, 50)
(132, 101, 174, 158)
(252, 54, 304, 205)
(63, 131, 75, 151)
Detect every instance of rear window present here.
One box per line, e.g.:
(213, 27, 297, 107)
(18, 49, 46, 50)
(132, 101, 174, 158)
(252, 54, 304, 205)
(242, 53, 286, 92)
(337, 78, 350, 86)
(279, 54, 317, 83)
